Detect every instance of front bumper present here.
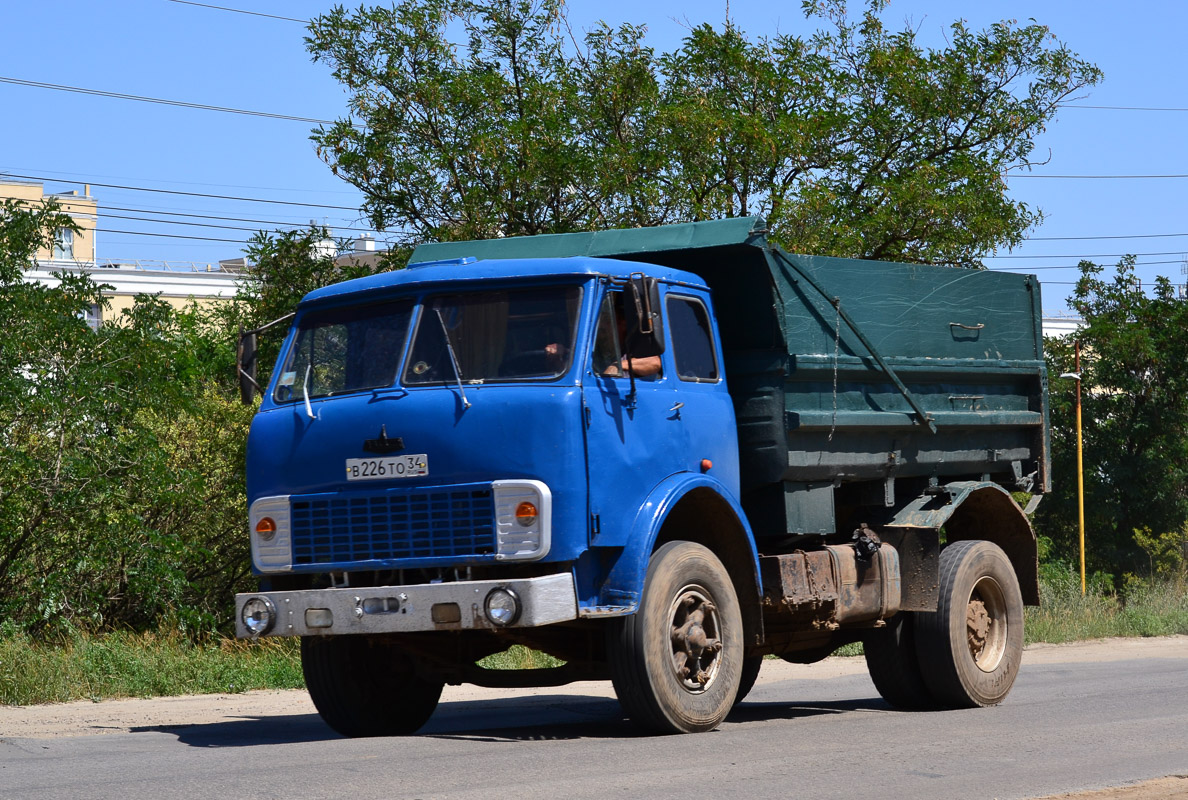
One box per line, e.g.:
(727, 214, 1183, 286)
(234, 572, 578, 638)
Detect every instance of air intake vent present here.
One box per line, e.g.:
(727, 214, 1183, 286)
(289, 484, 496, 566)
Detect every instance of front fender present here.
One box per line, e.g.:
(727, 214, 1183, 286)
(596, 472, 761, 611)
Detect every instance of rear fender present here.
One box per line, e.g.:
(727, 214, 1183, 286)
(888, 481, 1039, 606)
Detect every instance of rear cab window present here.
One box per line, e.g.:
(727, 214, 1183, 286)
(666, 295, 719, 382)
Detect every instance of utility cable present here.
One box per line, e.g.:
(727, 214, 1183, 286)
(166, 0, 308, 24)
(1028, 231, 1188, 242)
(1063, 104, 1188, 112)
(1009, 173, 1188, 180)
(95, 228, 246, 244)
(102, 205, 379, 234)
(0, 76, 341, 125)
(990, 250, 1188, 260)
(2, 172, 360, 211)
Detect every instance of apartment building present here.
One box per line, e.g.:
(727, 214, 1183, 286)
(2, 178, 241, 328)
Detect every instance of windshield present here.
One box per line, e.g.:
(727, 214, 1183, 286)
(274, 300, 413, 403)
(404, 286, 582, 384)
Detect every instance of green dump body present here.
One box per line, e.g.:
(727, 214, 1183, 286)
(410, 216, 1049, 540)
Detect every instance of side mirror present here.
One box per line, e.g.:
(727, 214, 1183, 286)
(235, 312, 295, 405)
(627, 273, 665, 356)
(237, 328, 260, 405)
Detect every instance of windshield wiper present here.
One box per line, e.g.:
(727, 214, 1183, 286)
(302, 364, 315, 420)
(435, 308, 472, 410)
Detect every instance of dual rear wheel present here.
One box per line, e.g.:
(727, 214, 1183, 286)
(865, 539, 1025, 709)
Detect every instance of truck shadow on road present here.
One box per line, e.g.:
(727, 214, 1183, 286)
(156, 694, 888, 747)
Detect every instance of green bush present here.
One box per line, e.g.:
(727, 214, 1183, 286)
(1026, 561, 1188, 644)
(0, 627, 302, 705)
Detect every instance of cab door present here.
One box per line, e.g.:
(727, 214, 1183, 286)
(582, 284, 685, 548)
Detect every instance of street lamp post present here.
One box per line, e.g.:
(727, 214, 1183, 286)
(1060, 339, 1086, 596)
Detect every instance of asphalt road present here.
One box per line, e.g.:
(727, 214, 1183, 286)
(2, 642, 1186, 800)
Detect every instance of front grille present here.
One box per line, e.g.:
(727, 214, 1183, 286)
(290, 484, 496, 566)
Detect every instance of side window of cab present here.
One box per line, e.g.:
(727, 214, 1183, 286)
(666, 295, 719, 382)
(592, 290, 663, 379)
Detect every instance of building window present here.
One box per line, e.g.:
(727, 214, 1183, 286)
(53, 228, 74, 260)
(81, 303, 102, 331)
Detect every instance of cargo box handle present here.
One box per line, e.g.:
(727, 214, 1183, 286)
(949, 322, 985, 330)
(769, 250, 937, 434)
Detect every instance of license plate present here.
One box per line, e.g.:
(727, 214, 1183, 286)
(345, 454, 428, 481)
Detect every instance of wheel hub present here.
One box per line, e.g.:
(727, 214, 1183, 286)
(966, 597, 992, 658)
(670, 590, 722, 691)
(965, 578, 1008, 673)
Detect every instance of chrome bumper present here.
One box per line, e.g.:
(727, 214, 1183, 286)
(234, 572, 578, 638)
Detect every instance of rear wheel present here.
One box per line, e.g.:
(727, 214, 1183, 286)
(608, 541, 744, 733)
(302, 635, 444, 737)
(864, 612, 936, 709)
(914, 540, 1024, 708)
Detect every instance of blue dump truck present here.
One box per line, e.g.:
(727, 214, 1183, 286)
(235, 217, 1048, 735)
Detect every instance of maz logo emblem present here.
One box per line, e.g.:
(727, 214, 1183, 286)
(363, 424, 405, 454)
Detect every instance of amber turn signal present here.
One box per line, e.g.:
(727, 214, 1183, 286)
(255, 517, 277, 540)
(514, 501, 538, 526)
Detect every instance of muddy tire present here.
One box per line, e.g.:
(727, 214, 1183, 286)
(733, 655, 764, 706)
(608, 541, 744, 733)
(864, 612, 936, 710)
(302, 635, 444, 737)
(914, 540, 1025, 708)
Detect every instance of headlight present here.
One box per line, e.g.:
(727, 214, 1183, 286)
(484, 587, 522, 626)
(241, 596, 277, 635)
(492, 480, 551, 561)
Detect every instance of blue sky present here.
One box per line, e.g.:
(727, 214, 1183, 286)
(3, 1, 1186, 313)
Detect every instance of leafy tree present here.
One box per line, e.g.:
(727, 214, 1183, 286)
(1038, 257, 1188, 577)
(236, 225, 404, 326)
(0, 197, 78, 285)
(306, 0, 1101, 266)
(1, 200, 257, 634)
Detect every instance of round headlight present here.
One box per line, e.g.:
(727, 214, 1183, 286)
(241, 596, 277, 635)
(484, 587, 522, 627)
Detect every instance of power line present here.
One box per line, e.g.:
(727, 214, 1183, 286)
(991, 250, 1188, 260)
(1063, 104, 1188, 112)
(2, 172, 360, 211)
(102, 213, 269, 235)
(166, 0, 308, 24)
(103, 205, 379, 234)
(101, 211, 386, 240)
(1027, 231, 1188, 242)
(0, 76, 339, 125)
(96, 228, 246, 244)
(987, 259, 1187, 271)
(8, 165, 362, 196)
(1009, 173, 1188, 180)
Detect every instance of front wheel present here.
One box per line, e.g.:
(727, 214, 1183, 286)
(914, 540, 1025, 708)
(608, 541, 745, 733)
(302, 635, 444, 737)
